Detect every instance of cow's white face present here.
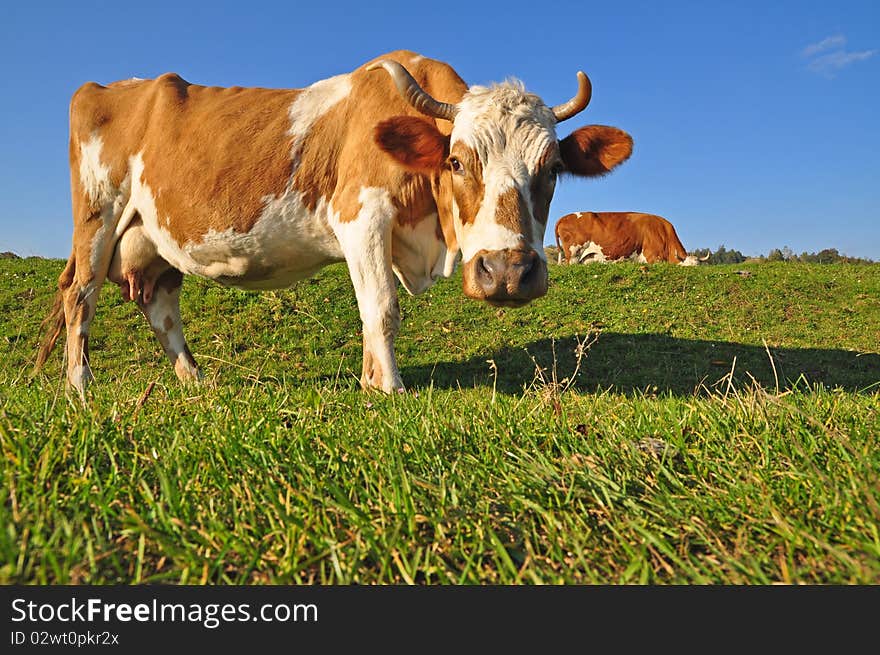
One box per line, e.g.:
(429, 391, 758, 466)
(372, 61, 633, 306)
(446, 84, 559, 306)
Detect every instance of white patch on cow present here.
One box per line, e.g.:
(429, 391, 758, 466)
(457, 204, 523, 263)
(452, 82, 556, 158)
(331, 186, 403, 392)
(288, 73, 352, 162)
(442, 248, 461, 277)
(78, 134, 114, 206)
(678, 255, 700, 266)
(193, 190, 343, 288)
(331, 187, 396, 328)
(628, 251, 648, 264)
(85, 172, 132, 279)
(142, 285, 200, 381)
(574, 241, 607, 263)
(130, 145, 345, 289)
(70, 364, 92, 391)
(190, 241, 251, 278)
(391, 212, 449, 295)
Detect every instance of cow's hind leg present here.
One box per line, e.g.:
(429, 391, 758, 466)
(63, 218, 117, 395)
(136, 269, 201, 382)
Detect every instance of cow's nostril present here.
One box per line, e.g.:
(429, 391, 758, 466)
(477, 255, 495, 283)
(519, 254, 536, 283)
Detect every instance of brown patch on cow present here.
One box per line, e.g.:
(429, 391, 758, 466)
(494, 186, 532, 244)
(373, 116, 448, 172)
(163, 316, 174, 332)
(449, 144, 484, 225)
(392, 173, 437, 228)
(70, 75, 298, 246)
(64, 186, 111, 289)
(560, 125, 633, 178)
(327, 185, 364, 224)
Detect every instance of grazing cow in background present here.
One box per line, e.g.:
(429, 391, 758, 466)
(34, 50, 633, 395)
(555, 212, 709, 266)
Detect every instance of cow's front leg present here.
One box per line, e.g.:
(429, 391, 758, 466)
(333, 188, 404, 393)
(358, 292, 402, 392)
(350, 250, 403, 393)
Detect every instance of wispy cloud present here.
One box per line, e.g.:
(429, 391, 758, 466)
(807, 49, 878, 76)
(801, 34, 846, 58)
(801, 34, 876, 77)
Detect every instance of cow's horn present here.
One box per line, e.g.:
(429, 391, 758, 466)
(552, 71, 592, 122)
(699, 252, 711, 262)
(367, 60, 458, 122)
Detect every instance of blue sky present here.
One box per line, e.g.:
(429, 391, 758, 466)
(1, 0, 877, 259)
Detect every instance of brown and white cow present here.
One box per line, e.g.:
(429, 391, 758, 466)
(34, 50, 633, 395)
(555, 212, 708, 266)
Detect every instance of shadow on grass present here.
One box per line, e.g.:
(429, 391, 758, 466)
(400, 333, 880, 395)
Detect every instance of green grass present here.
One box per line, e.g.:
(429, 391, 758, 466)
(1, 257, 878, 583)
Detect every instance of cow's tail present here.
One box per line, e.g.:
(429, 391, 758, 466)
(33, 250, 75, 376)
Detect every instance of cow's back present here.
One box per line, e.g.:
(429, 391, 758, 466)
(68, 52, 470, 284)
(70, 75, 300, 238)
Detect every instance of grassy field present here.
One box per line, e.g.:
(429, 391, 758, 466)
(1, 256, 878, 583)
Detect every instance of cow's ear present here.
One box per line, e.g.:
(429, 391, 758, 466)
(560, 125, 633, 177)
(374, 116, 449, 172)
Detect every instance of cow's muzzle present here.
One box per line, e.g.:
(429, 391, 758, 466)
(463, 249, 548, 307)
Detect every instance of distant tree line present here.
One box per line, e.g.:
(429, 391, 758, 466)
(761, 246, 874, 264)
(691, 245, 874, 264)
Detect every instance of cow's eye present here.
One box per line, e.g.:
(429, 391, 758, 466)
(448, 157, 464, 175)
(549, 162, 563, 179)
